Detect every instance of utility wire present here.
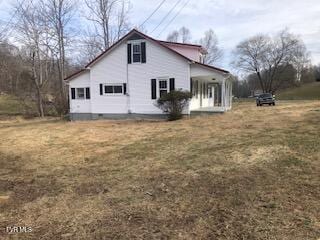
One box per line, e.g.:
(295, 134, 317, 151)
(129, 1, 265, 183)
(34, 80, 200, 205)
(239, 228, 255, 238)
(157, 0, 190, 38)
(150, 0, 182, 34)
(139, 0, 167, 28)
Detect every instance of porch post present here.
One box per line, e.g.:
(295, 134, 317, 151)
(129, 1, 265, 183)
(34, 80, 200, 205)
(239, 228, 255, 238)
(222, 78, 226, 109)
(229, 80, 232, 110)
(225, 79, 227, 109)
(227, 81, 230, 109)
(227, 81, 229, 109)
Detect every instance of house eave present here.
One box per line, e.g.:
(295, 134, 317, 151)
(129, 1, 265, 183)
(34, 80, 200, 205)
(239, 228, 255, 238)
(64, 69, 89, 82)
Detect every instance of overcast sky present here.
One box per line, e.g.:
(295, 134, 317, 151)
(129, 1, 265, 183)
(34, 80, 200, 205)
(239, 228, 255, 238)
(131, 0, 320, 69)
(1, 0, 320, 70)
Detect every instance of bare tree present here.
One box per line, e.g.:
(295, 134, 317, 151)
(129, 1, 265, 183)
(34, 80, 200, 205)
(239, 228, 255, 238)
(14, 0, 52, 117)
(291, 43, 310, 82)
(233, 29, 309, 93)
(179, 26, 191, 43)
(166, 27, 191, 43)
(84, 0, 130, 51)
(78, 27, 105, 64)
(199, 29, 222, 65)
(166, 30, 179, 42)
(42, 0, 76, 114)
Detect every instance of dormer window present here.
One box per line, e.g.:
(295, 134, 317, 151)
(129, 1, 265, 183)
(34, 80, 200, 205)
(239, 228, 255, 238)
(127, 41, 146, 64)
(132, 43, 141, 63)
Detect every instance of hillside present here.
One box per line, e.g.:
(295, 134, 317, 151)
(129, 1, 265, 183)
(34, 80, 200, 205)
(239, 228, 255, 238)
(0, 94, 23, 115)
(277, 82, 320, 100)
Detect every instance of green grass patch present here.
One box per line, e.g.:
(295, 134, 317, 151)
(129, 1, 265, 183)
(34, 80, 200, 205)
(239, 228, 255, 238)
(277, 82, 320, 100)
(0, 94, 39, 117)
(0, 94, 26, 115)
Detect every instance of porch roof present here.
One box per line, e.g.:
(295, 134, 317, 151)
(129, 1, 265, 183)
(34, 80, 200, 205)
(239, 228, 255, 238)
(190, 62, 230, 82)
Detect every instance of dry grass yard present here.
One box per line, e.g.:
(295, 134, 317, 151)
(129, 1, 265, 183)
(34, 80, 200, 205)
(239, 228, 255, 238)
(0, 101, 319, 239)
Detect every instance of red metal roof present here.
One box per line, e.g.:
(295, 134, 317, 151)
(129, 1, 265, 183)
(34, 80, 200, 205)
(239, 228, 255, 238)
(158, 40, 202, 48)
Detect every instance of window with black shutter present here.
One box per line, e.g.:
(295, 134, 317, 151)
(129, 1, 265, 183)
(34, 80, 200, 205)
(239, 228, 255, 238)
(123, 83, 127, 95)
(169, 78, 175, 92)
(127, 43, 132, 64)
(100, 84, 103, 95)
(141, 42, 146, 63)
(86, 87, 90, 99)
(71, 88, 75, 99)
(102, 84, 124, 95)
(128, 41, 146, 64)
(151, 79, 156, 99)
(71, 87, 90, 100)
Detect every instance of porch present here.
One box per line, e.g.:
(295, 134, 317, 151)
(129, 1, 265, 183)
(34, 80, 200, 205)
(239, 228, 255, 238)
(190, 106, 226, 115)
(189, 63, 232, 113)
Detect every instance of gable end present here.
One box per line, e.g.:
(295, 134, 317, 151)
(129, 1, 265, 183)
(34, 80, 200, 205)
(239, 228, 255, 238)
(127, 33, 146, 41)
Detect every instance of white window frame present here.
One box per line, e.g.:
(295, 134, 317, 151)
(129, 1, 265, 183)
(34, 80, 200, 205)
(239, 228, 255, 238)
(76, 88, 85, 99)
(103, 84, 123, 96)
(158, 78, 169, 98)
(132, 42, 142, 63)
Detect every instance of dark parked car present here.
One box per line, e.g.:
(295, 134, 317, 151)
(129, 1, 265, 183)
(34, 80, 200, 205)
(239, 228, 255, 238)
(256, 93, 275, 106)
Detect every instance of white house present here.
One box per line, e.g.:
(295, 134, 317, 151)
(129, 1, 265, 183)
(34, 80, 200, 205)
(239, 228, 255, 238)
(65, 29, 232, 120)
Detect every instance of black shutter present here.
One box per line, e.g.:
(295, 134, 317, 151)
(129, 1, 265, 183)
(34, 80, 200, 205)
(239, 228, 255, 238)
(141, 42, 146, 63)
(123, 83, 127, 95)
(151, 79, 156, 99)
(169, 78, 175, 92)
(71, 88, 75, 99)
(100, 84, 103, 95)
(190, 78, 193, 93)
(86, 87, 90, 99)
(127, 43, 132, 64)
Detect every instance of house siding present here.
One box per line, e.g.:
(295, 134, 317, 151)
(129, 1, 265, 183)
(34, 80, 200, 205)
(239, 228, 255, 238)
(90, 43, 128, 114)
(69, 72, 91, 113)
(128, 40, 190, 114)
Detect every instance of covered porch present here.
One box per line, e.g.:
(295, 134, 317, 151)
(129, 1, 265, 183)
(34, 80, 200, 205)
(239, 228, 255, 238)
(189, 63, 232, 114)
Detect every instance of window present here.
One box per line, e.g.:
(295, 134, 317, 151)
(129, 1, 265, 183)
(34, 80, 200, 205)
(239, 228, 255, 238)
(132, 43, 141, 63)
(159, 79, 168, 98)
(72, 87, 90, 100)
(104, 84, 123, 95)
(76, 88, 85, 99)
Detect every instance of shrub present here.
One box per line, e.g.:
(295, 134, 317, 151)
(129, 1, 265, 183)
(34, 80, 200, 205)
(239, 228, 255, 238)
(156, 90, 192, 121)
